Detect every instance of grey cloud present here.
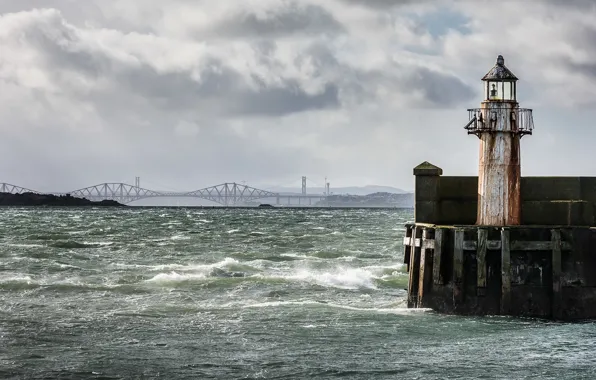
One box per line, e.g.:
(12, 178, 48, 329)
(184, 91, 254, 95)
(405, 67, 475, 107)
(570, 62, 596, 78)
(101, 60, 340, 117)
(341, 65, 475, 109)
(544, 0, 596, 8)
(338, 0, 425, 8)
(4, 6, 468, 122)
(0, 0, 158, 34)
(235, 83, 339, 116)
(112, 64, 340, 117)
(211, 3, 344, 38)
(9, 10, 340, 118)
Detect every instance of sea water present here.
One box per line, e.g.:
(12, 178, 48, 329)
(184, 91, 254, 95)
(0, 208, 595, 379)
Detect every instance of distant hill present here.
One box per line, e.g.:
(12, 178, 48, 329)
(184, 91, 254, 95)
(266, 185, 409, 196)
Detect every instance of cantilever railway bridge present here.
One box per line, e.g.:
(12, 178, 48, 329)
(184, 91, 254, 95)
(0, 182, 328, 206)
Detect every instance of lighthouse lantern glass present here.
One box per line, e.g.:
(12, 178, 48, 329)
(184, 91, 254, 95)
(484, 80, 516, 101)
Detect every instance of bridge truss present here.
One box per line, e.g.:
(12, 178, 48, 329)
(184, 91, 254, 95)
(0, 182, 278, 205)
(0, 183, 39, 195)
(68, 183, 169, 204)
(185, 183, 278, 206)
(0, 182, 327, 206)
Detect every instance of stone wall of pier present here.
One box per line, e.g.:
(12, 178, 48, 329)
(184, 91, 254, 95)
(413, 162, 596, 226)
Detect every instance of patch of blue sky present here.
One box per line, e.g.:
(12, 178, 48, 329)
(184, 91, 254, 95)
(398, 6, 471, 55)
(412, 6, 472, 38)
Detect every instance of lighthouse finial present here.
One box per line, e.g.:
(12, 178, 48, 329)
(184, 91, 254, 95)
(496, 55, 505, 66)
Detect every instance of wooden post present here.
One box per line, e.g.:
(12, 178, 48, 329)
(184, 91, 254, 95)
(418, 228, 433, 306)
(432, 228, 444, 285)
(407, 227, 422, 308)
(453, 229, 465, 306)
(500, 228, 511, 315)
(551, 229, 562, 319)
(404, 225, 413, 271)
(477, 228, 488, 296)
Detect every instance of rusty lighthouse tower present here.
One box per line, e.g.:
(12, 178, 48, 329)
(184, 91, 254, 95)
(465, 55, 534, 226)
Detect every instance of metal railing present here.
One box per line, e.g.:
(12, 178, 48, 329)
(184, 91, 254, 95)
(465, 107, 534, 137)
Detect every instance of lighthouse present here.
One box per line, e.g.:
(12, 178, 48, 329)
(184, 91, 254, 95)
(405, 55, 596, 321)
(464, 55, 534, 226)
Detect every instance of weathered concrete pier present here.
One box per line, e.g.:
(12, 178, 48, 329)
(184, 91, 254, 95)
(404, 55, 596, 321)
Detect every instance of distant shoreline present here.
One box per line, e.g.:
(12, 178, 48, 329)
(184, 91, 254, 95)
(0, 192, 125, 207)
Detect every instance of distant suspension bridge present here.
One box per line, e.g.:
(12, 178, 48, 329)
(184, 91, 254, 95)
(0, 177, 331, 206)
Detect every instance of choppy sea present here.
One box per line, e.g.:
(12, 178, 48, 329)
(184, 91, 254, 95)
(1, 208, 595, 379)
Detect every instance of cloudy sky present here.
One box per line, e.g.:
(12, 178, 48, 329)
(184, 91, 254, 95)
(1, 0, 596, 193)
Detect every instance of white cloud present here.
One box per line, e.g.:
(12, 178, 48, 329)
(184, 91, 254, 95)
(0, 1, 596, 196)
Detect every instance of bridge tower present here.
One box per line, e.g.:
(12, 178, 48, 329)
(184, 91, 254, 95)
(464, 55, 534, 226)
(302, 176, 307, 195)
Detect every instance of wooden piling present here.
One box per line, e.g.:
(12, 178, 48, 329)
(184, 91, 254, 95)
(500, 228, 511, 315)
(477, 228, 488, 296)
(453, 229, 465, 306)
(418, 228, 433, 306)
(432, 228, 444, 285)
(404, 226, 413, 271)
(551, 229, 562, 319)
(407, 227, 422, 308)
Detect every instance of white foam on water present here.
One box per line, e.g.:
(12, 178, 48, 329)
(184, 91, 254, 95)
(240, 300, 321, 308)
(163, 221, 183, 226)
(280, 253, 310, 259)
(144, 257, 248, 283)
(0, 274, 33, 284)
(108, 262, 182, 270)
(362, 263, 405, 272)
(294, 267, 377, 289)
(145, 271, 207, 284)
(82, 241, 114, 246)
(252, 266, 379, 290)
(227, 229, 240, 234)
(321, 303, 433, 314)
(170, 234, 190, 241)
(3, 243, 44, 248)
(238, 300, 432, 315)
(0, 274, 121, 289)
(112, 257, 242, 271)
(58, 263, 82, 269)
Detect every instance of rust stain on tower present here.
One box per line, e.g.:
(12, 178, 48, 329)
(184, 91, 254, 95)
(466, 55, 533, 226)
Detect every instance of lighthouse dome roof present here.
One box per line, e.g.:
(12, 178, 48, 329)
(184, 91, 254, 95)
(482, 55, 518, 81)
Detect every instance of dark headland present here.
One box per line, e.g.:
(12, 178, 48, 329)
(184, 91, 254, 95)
(0, 192, 124, 207)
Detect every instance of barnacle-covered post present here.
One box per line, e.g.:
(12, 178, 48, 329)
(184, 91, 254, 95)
(464, 55, 534, 225)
